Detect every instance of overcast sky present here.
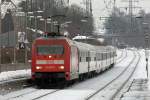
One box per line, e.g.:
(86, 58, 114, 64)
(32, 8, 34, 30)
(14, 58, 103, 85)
(70, 0, 150, 32)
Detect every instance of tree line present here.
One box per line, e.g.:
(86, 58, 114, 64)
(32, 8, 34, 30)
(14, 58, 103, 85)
(104, 8, 150, 48)
(19, 0, 94, 38)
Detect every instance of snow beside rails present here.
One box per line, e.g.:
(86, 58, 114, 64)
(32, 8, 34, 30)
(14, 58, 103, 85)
(0, 50, 122, 83)
(0, 49, 135, 100)
(0, 69, 31, 82)
(132, 49, 147, 79)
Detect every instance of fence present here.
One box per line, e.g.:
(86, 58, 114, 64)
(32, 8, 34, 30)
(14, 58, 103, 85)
(0, 63, 30, 72)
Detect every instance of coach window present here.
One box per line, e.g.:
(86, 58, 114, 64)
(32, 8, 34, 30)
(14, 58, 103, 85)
(107, 53, 110, 59)
(100, 53, 102, 60)
(113, 52, 115, 57)
(103, 53, 105, 60)
(80, 51, 83, 62)
(86, 57, 91, 62)
(106, 53, 107, 59)
(94, 57, 96, 61)
(86, 57, 88, 62)
(112, 52, 114, 57)
(111, 52, 113, 57)
(104, 53, 106, 60)
(80, 57, 82, 62)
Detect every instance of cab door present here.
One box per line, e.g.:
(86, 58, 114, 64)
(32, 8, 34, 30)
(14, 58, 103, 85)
(70, 46, 79, 79)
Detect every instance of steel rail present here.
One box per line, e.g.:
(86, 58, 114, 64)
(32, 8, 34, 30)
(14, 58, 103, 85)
(85, 51, 138, 100)
(31, 90, 60, 100)
(112, 52, 141, 100)
(116, 49, 127, 64)
(6, 89, 38, 100)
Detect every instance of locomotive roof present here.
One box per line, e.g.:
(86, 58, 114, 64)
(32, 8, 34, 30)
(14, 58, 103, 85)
(35, 36, 74, 45)
(74, 41, 115, 53)
(35, 36, 115, 53)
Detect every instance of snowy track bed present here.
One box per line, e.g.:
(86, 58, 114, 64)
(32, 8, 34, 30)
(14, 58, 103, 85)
(116, 49, 127, 64)
(86, 51, 141, 100)
(32, 50, 134, 100)
(0, 70, 32, 95)
(114, 50, 149, 100)
(0, 50, 131, 100)
(3, 88, 60, 100)
(116, 49, 124, 60)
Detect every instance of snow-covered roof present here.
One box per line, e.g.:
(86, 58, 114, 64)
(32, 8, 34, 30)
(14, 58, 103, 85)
(73, 36, 89, 40)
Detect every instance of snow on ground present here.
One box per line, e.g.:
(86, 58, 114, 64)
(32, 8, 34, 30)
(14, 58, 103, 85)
(132, 49, 147, 79)
(69, 50, 133, 90)
(1, 49, 127, 100)
(36, 50, 134, 100)
(0, 49, 122, 83)
(39, 90, 94, 100)
(131, 49, 150, 89)
(3, 88, 37, 100)
(3, 49, 150, 100)
(90, 51, 140, 100)
(114, 49, 150, 100)
(147, 50, 150, 89)
(116, 49, 123, 59)
(0, 69, 31, 82)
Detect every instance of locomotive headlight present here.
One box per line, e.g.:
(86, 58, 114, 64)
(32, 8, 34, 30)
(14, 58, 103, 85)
(36, 66, 42, 70)
(49, 55, 52, 58)
(59, 66, 64, 70)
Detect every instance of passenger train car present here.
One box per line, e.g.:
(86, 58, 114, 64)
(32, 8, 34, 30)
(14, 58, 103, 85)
(31, 33, 116, 86)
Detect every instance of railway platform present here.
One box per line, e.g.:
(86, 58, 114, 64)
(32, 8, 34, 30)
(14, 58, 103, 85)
(119, 79, 150, 100)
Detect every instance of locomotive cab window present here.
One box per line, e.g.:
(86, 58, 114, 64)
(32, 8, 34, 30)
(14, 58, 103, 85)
(37, 45, 64, 55)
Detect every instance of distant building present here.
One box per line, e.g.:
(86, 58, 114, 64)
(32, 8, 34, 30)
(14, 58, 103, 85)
(0, 9, 16, 47)
(2, 9, 14, 33)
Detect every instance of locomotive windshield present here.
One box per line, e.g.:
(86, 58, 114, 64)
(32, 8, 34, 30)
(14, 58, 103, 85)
(37, 45, 64, 55)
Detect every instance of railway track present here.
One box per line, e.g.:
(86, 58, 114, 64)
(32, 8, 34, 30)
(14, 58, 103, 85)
(31, 90, 60, 100)
(5, 88, 38, 100)
(114, 51, 144, 100)
(1, 50, 129, 100)
(111, 52, 141, 100)
(4, 89, 60, 100)
(116, 49, 124, 60)
(116, 49, 127, 64)
(27, 50, 134, 100)
(85, 51, 141, 100)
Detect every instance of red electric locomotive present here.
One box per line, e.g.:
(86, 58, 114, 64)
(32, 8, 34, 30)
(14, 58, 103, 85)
(31, 32, 116, 87)
(31, 33, 79, 86)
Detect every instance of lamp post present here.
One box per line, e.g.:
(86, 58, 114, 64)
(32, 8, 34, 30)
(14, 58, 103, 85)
(80, 19, 88, 35)
(0, 0, 2, 72)
(142, 22, 149, 78)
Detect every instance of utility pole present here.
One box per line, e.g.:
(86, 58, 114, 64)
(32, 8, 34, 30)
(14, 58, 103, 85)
(98, 0, 116, 46)
(129, 0, 133, 34)
(0, 0, 2, 72)
(121, 0, 140, 34)
(112, 0, 116, 46)
(25, 0, 28, 64)
(85, 0, 92, 16)
(143, 22, 149, 78)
